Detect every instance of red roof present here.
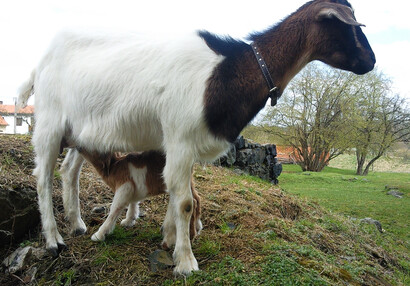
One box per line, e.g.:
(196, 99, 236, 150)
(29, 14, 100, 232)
(0, 104, 34, 115)
(0, 115, 8, 126)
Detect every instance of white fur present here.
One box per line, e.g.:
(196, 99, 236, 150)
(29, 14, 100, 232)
(60, 148, 87, 236)
(18, 28, 229, 274)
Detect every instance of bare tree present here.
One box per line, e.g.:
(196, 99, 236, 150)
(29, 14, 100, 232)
(260, 63, 358, 172)
(260, 64, 409, 174)
(353, 90, 410, 175)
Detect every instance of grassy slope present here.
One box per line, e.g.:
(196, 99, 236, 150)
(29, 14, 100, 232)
(0, 135, 409, 285)
(279, 165, 410, 242)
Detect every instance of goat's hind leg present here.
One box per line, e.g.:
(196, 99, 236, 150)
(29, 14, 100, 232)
(60, 148, 87, 236)
(32, 129, 65, 256)
(121, 202, 140, 227)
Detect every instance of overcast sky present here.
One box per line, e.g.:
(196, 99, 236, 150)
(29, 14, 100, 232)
(0, 0, 409, 105)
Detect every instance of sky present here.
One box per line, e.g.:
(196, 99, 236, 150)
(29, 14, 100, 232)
(0, 0, 409, 106)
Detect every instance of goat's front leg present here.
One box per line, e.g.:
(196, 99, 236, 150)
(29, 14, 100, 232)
(91, 183, 133, 241)
(163, 151, 198, 275)
(60, 149, 87, 236)
(162, 186, 202, 247)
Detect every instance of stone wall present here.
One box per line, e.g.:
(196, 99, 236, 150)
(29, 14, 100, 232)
(217, 136, 282, 184)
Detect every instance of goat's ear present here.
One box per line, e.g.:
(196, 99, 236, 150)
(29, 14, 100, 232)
(316, 3, 365, 26)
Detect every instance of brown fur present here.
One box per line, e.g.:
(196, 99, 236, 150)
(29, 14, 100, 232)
(201, 0, 375, 142)
(79, 149, 201, 239)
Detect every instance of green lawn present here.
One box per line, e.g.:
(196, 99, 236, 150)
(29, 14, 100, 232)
(279, 165, 410, 243)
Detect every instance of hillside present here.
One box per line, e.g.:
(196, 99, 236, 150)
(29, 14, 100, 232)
(0, 135, 408, 285)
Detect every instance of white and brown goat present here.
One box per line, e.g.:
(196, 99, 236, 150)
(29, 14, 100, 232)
(18, 0, 375, 274)
(64, 149, 202, 242)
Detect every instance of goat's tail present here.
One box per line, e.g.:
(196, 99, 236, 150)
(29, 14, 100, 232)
(16, 69, 35, 111)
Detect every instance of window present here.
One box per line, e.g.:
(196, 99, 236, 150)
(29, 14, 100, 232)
(16, 117, 23, 126)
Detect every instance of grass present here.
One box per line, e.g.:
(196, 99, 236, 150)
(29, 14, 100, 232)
(279, 164, 410, 252)
(54, 269, 76, 286)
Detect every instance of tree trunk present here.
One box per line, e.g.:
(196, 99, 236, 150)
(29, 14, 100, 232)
(362, 155, 382, 176)
(355, 150, 366, 175)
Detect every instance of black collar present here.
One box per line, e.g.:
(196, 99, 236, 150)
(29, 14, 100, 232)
(250, 42, 281, 106)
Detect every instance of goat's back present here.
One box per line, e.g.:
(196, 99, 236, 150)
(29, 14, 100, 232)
(33, 29, 225, 156)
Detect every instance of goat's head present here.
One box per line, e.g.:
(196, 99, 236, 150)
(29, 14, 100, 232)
(306, 0, 375, 75)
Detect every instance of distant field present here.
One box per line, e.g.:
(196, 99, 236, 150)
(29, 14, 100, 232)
(329, 153, 410, 173)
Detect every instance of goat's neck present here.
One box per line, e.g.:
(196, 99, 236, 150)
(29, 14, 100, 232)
(251, 22, 311, 94)
(204, 21, 312, 142)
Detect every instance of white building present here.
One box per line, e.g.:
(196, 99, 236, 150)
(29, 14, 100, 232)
(0, 101, 34, 134)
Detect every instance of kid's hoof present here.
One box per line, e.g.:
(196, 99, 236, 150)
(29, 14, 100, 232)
(91, 233, 105, 242)
(120, 219, 136, 228)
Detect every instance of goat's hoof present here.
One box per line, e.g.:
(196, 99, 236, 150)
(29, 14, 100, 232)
(47, 247, 59, 257)
(58, 242, 67, 252)
(46, 242, 66, 257)
(161, 241, 171, 251)
(173, 254, 199, 276)
(71, 227, 87, 237)
(173, 262, 199, 277)
(91, 233, 105, 242)
(70, 219, 87, 236)
(120, 219, 136, 228)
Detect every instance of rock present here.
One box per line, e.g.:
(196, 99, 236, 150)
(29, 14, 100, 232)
(226, 222, 236, 231)
(221, 144, 236, 167)
(217, 136, 282, 184)
(243, 139, 249, 148)
(387, 190, 404, 199)
(148, 249, 174, 272)
(254, 147, 266, 164)
(385, 185, 399, 191)
(22, 266, 38, 284)
(3, 246, 32, 274)
(341, 177, 358, 182)
(236, 149, 253, 167)
(340, 255, 357, 262)
(2, 246, 46, 283)
(264, 144, 277, 156)
(360, 218, 384, 233)
(0, 186, 40, 245)
(235, 136, 246, 150)
(233, 169, 245, 176)
(92, 206, 107, 214)
(271, 164, 282, 184)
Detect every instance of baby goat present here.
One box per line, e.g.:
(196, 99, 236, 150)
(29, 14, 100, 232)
(65, 148, 202, 242)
